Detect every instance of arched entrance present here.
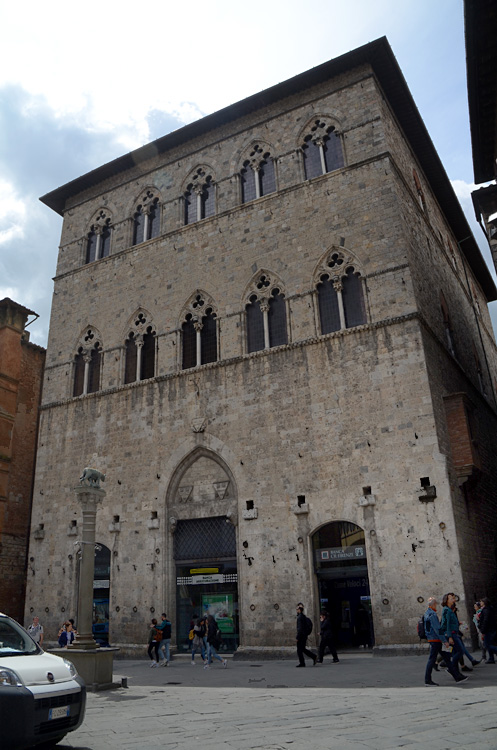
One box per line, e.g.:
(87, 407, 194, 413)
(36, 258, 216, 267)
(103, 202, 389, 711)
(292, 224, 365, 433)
(166, 448, 239, 654)
(92, 543, 110, 645)
(312, 521, 374, 648)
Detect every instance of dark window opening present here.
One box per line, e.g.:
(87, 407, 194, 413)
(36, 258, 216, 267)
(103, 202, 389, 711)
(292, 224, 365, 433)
(297, 495, 306, 507)
(317, 274, 341, 334)
(303, 138, 322, 179)
(73, 348, 85, 396)
(342, 268, 366, 328)
(125, 333, 137, 384)
(246, 500, 254, 511)
(86, 229, 98, 264)
(201, 309, 217, 365)
(141, 327, 156, 380)
(246, 295, 265, 353)
(182, 315, 196, 369)
(133, 206, 144, 245)
(88, 345, 101, 393)
(100, 222, 111, 259)
(259, 157, 276, 196)
(268, 289, 287, 347)
(241, 161, 256, 203)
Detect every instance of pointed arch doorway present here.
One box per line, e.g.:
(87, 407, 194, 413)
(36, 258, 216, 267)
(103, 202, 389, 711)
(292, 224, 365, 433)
(312, 521, 374, 648)
(167, 448, 239, 654)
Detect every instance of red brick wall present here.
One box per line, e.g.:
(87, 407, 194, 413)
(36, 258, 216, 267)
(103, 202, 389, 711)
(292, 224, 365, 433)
(0, 326, 45, 621)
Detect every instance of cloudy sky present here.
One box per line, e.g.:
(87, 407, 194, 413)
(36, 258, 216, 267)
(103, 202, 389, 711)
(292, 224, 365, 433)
(1, 0, 495, 346)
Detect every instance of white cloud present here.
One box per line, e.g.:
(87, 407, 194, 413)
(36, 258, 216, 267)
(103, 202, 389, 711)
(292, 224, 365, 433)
(0, 178, 26, 245)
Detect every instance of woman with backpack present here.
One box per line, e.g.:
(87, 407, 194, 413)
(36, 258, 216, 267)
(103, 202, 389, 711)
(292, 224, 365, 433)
(205, 614, 227, 669)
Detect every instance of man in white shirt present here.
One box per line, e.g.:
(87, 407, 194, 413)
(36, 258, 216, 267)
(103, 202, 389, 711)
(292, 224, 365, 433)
(27, 616, 44, 646)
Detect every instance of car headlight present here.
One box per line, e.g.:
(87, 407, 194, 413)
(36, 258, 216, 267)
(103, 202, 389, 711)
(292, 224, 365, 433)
(63, 659, 78, 678)
(0, 668, 24, 687)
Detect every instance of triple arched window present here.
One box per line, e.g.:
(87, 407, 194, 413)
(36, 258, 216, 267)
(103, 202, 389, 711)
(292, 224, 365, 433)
(124, 312, 156, 383)
(73, 329, 103, 396)
(181, 294, 218, 369)
(240, 145, 276, 203)
(86, 211, 112, 264)
(302, 120, 344, 180)
(132, 190, 161, 246)
(184, 168, 215, 225)
(316, 252, 366, 334)
(245, 274, 288, 353)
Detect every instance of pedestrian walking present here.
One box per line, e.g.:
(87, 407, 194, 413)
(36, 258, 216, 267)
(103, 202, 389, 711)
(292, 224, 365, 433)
(147, 618, 161, 667)
(295, 604, 317, 667)
(191, 616, 207, 665)
(157, 613, 172, 666)
(205, 614, 227, 669)
(423, 596, 467, 685)
(27, 616, 44, 646)
(316, 611, 339, 664)
(479, 598, 497, 664)
(440, 593, 470, 681)
(473, 601, 486, 661)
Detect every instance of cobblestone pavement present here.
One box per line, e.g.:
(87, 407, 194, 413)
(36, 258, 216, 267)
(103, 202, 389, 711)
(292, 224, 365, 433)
(60, 655, 497, 750)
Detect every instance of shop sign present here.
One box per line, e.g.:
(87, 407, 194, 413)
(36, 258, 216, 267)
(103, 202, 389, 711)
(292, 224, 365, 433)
(93, 579, 110, 589)
(317, 546, 366, 562)
(190, 574, 224, 585)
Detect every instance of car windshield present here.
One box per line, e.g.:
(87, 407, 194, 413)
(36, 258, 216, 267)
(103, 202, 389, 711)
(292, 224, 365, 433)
(0, 618, 41, 656)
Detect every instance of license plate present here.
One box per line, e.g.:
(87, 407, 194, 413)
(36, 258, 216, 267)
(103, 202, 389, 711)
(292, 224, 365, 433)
(49, 706, 69, 720)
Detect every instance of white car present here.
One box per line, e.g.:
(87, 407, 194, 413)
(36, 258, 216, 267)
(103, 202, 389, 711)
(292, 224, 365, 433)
(0, 612, 86, 749)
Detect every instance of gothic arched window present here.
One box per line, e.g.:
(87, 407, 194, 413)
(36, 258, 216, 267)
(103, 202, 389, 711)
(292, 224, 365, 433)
(133, 192, 161, 246)
(316, 253, 366, 334)
(124, 313, 156, 383)
(245, 275, 287, 352)
(184, 169, 215, 225)
(73, 332, 102, 396)
(181, 300, 218, 369)
(302, 120, 344, 180)
(241, 146, 276, 203)
(85, 211, 112, 264)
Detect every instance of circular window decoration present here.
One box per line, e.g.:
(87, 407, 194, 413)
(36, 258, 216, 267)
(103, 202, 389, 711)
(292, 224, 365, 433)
(250, 604, 256, 611)
(382, 598, 389, 606)
(417, 597, 424, 604)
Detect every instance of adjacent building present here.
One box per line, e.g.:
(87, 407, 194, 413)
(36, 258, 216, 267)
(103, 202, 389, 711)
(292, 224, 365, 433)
(26, 38, 497, 654)
(0, 298, 45, 622)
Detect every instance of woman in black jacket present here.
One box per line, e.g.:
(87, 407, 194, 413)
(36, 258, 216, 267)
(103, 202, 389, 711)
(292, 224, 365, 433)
(317, 611, 339, 664)
(205, 615, 227, 669)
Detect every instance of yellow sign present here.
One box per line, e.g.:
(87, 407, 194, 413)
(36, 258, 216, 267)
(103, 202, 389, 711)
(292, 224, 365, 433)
(190, 568, 219, 575)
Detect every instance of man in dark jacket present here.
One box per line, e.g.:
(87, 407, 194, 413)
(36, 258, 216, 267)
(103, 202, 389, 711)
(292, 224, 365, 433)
(479, 598, 497, 664)
(317, 611, 339, 663)
(296, 604, 317, 667)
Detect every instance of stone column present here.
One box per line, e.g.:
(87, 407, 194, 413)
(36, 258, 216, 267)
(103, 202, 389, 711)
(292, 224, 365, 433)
(70, 483, 105, 650)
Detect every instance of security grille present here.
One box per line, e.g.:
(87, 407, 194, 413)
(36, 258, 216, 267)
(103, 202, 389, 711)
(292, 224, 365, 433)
(174, 516, 236, 561)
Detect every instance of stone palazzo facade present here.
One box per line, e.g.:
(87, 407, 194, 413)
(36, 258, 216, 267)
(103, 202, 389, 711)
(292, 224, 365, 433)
(26, 38, 497, 654)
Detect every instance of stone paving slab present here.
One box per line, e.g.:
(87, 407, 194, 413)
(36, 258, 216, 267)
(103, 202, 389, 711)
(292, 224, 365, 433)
(56, 657, 497, 750)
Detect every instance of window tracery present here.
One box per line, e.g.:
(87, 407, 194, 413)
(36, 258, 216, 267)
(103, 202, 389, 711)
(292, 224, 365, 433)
(181, 293, 218, 369)
(302, 119, 344, 180)
(184, 168, 215, 224)
(315, 251, 366, 334)
(73, 328, 103, 396)
(124, 311, 156, 384)
(85, 210, 112, 264)
(132, 189, 161, 245)
(240, 144, 276, 203)
(245, 273, 288, 352)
